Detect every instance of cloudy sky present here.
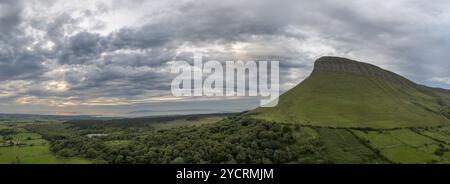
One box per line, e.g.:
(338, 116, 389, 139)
(1, 0, 450, 117)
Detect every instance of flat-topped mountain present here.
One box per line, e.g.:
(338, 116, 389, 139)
(314, 57, 414, 86)
(252, 56, 450, 128)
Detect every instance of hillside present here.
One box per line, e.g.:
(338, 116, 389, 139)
(252, 56, 450, 128)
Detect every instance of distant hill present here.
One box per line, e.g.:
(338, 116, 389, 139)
(252, 56, 450, 128)
(0, 113, 111, 121)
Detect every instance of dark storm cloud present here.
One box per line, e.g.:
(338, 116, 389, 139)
(0, 0, 22, 33)
(66, 65, 173, 97)
(59, 32, 105, 64)
(108, 26, 172, 50)
(0, 0, 48, 81)
(0, 53, 45, 80)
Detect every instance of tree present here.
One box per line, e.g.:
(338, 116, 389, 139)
(114, 155, 125, 164)
(434, 147, 447, 156)
(86, 148, 99, 158)
(170, 157, 186, 164)
(58, 148, 76, 157)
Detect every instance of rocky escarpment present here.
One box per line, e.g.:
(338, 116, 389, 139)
(313, 56, 414, 86)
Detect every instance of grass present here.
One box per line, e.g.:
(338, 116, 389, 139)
(444, 152, 450, 161)
(421, 131, 450, 144)
(0, 123, 91, 164)
(27, 123, 75, 138)
(0, 145, 91, 164)
(11, 132, 43, 141)
(381, 146, 439, 164)
(416, 126, 450, 144)
(316, 128, 386, 164)
(150, 116, 223, 130)
(389, 129, 435, 147)
(105, 140, 132, 148)
(252, 70, 450, 128)
(292, 127, 319, 144)
(418, 144, 441, 154)
(0, 124, 8, 130)
(353, 130, 401, 148)
(353, 129, 449, 164)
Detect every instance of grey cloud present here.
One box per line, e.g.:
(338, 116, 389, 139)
(0, 0, 48, 81)
(1, 0, 450, 115)
(0, 0, 22, 34)
(108, 26, 172, 50)
(59, 32, 106, 64)
(0, 53, 45, 80)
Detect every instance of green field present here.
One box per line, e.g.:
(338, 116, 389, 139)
(105, 140, 132, 148)
(0, 124, 8, 130)
(0, 123, 91, 164)
(415, 126, 450, 144)
(150, 116, 223, 130)
(316, 128, 386, 164)
(27, 123, 75, 138)
(1, 115, 449, 164)
(0, 146, 90, 164)
(292, 127, 319, 144)
(352, 129, 449, 164)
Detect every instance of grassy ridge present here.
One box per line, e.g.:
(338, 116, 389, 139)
(253, 57, 450, 128)
(249, 57, 450, 163)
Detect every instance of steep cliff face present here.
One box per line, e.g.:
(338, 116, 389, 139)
(252, 56, 450, 128)
(313, 56, 414, 86)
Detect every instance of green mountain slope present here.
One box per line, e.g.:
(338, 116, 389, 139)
(252, 56, 450, 128)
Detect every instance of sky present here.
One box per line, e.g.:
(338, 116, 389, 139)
(0, 0, 450, 117)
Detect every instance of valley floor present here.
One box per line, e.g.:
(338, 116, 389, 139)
(0, 115, 449, 164)
(0, 122, 90, 164)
